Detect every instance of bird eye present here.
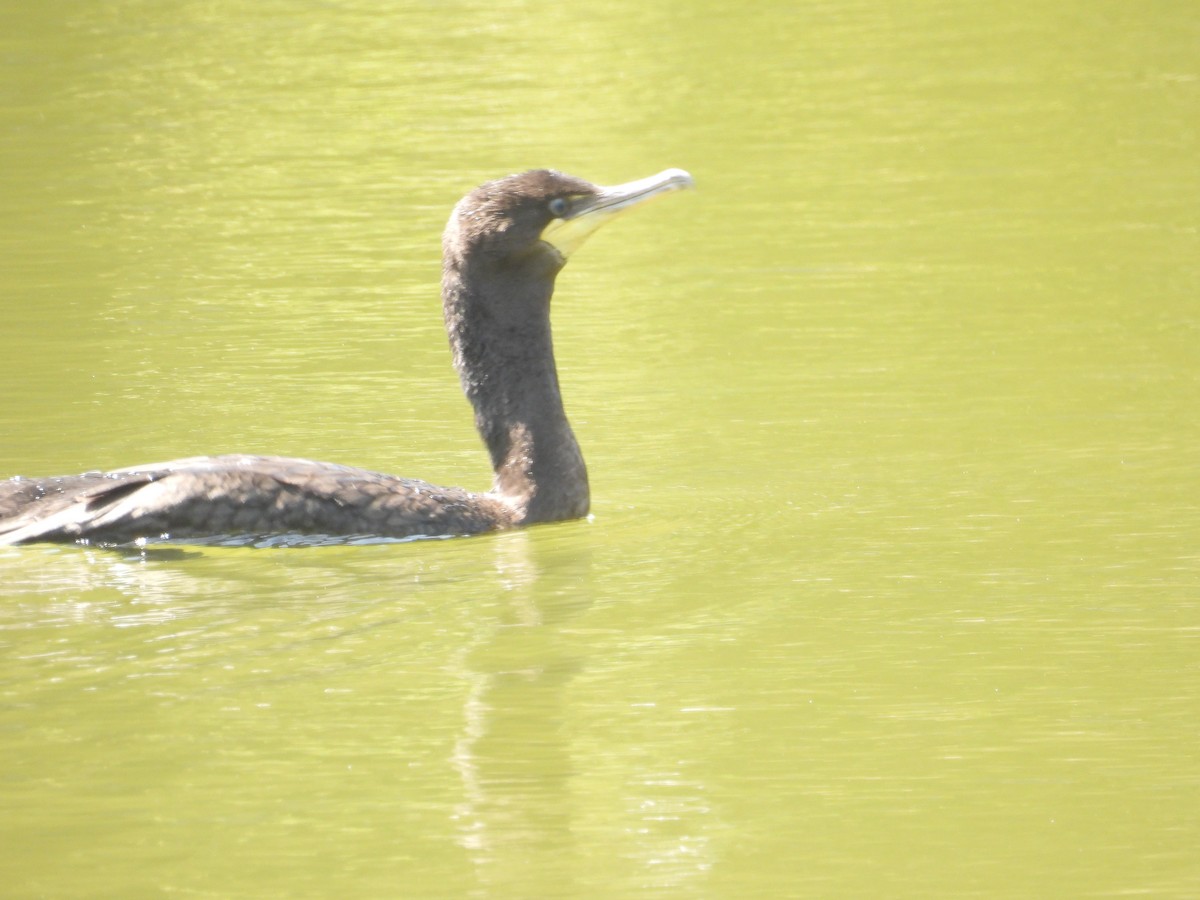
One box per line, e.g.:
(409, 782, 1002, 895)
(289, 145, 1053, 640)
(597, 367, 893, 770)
(548, 197, 569, 218)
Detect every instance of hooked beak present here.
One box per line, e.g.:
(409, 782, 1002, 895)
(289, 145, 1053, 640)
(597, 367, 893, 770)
(540, 168, 695, 260)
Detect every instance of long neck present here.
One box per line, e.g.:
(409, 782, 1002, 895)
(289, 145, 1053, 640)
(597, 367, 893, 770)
(442, 252, 589, 524)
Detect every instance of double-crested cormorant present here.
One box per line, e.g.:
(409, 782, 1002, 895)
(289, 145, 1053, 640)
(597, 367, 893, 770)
(0, 168, 694, 547)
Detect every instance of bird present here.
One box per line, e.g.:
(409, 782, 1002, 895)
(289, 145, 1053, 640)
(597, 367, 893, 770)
(0, 168, 694, 547)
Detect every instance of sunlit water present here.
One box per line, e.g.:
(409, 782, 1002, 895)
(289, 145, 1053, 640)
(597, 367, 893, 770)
(2, 1, 1198, 897)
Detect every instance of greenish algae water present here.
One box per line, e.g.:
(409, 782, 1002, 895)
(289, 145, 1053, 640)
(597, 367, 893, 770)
(1, 1, 1197, 896)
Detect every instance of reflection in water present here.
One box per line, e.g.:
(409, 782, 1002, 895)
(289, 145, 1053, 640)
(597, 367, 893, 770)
(1, 545, 204, 629)
(449, 530, 716, 893)
(449, 530, 581, 889)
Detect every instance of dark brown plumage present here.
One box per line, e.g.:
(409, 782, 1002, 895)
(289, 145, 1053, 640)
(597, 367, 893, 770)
(0, 168, 694, 547)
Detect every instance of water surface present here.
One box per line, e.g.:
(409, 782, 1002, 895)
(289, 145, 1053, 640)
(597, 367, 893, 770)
(2, 1, 1198, 896)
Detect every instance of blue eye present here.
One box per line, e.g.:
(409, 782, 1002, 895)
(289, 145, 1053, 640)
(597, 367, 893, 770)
(548, 197, 569, 217)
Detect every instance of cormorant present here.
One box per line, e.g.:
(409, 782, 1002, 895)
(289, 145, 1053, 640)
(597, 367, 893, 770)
(0, 168, 694, 547)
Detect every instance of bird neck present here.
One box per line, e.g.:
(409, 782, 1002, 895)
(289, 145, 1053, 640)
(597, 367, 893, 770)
(442, 257, 590, 525)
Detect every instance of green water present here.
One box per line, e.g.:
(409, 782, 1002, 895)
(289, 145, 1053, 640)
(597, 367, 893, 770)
(2, 1, 1198, 896)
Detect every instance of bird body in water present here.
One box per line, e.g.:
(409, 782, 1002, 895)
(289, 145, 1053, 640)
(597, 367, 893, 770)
(0, 168, 694, 547)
